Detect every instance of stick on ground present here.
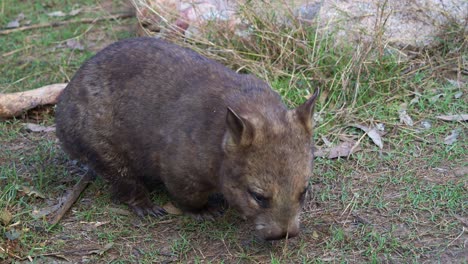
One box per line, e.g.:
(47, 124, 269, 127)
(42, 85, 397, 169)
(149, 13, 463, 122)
(0, 13, 134, 35)
(0, 83, 67, 119)
(49, 172, 96, 225)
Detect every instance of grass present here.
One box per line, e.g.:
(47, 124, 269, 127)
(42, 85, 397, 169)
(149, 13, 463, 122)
(1, 0, 467, 263)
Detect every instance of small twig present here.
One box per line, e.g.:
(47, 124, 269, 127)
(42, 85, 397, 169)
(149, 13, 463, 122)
(453, 214, 468, 227)
(0, 12, 134, 35)
(49, 172, 96, 225)
(2, 45, 33, 57)
(444, 227, 465, 249)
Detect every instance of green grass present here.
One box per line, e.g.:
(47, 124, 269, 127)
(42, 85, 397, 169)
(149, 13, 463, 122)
(0, 0, 135, 93)
(1, 0, 467, 263)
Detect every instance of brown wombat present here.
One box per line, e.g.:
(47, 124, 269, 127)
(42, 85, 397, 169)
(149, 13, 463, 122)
(55, 37, 318, 240)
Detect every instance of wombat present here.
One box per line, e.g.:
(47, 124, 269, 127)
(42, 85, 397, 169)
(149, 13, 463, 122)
(55, 37, 318, 240)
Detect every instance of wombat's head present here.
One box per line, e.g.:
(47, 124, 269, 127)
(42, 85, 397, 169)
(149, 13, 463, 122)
(220, 89, 319, 240)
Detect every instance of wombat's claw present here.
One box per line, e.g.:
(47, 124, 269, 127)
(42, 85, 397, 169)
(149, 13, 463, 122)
(130, 205, 167, 218)
(187, 207, 224, 221)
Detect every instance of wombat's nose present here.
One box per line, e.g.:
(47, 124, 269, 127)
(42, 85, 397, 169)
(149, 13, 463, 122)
(264, 228, 299, 241)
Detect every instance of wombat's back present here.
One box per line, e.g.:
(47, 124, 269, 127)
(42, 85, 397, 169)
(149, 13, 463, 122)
(58, 38, 281, 155)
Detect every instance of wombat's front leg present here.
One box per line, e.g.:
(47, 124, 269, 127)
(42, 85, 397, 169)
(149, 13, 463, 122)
(112, 179, 167, 217)
(166, 183, 224, 220)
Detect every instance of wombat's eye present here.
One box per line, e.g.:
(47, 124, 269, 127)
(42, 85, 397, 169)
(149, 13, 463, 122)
(248, 189, 269, 208)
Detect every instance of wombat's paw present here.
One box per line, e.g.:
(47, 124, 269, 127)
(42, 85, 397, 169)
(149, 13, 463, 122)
(186, 206, 225, 221)
(129, 203, 167, 218)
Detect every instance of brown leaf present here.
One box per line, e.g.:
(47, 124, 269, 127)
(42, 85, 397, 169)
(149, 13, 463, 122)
(6, 20, 19, 28)
(328, 141, 360, 158)
(314, 141, 361, 159)
(443, 129, 460, 145)
(6, 13, 24, 28)
(20, 186, 46, 199)
(398, 110, 414, 126)
(453, 167, 468, 177)
(352, 124, 384, 149)
(89, 242, 114, 255)
(69, 8, 82, 16)
(32, 204, 60, 219)
(436, 114, 468, 122)
(66, 39, 85, 50)
(312, 230, 319, 239)
(0, 209, 13, 226)
(162, 202, 182, 215)
(429, 93, 445, 103)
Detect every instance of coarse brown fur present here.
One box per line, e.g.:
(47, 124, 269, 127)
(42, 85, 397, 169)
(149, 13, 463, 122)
(55, 37, 318, 240)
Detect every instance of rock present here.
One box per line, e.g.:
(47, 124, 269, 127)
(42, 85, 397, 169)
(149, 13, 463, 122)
(288, 0, 468, 47)
(134, 0, 467, 48)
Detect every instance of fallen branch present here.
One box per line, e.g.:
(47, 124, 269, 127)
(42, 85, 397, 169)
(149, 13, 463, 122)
(49, 172, 96, 225)
(0, 13, 134, 35)
(0, 83, 67, 119)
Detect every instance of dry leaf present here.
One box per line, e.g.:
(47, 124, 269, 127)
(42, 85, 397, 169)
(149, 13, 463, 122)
(446, 79, 459, 87)
(66, 39, 85, 50)
(429, 93, 444, 103)
(420, 120, 432, 130)
(398, 103, 413, 126)
(5, 229, 21, 240)
(80, 221, 110, 228)
(398, 110, 414, 126)
(436, 114, 468, 122)
(313, 112, 323, 123)
(90, 242, 114, 256)
(453, 167, 468, 177)
(6, 20, 20, 28)
(409, 95, 420, 105)
(32, 204, 60, 218)
(48, 11, 67, 17)
(314, 141, 361, 159)
(444, 129, 460, 145)
(20, 186, 46, 199)
(353, 124, 384, 149)
(162, 202, 182, 215)
(69, 8, 82, 16)
(16, 13, 25, 21)
(0, 209, 13, 226)
(328, 141, 361, 158)
(312, 230, 319, 239)
(23, 123, 56, 133)
(321, 136, 332, 147)
(376, 123, 385, 131)
(6, 13, 24, 28)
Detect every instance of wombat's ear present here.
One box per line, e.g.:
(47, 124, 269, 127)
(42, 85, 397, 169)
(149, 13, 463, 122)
(295, 88, 319, 135)
(225, 107, 254, 147)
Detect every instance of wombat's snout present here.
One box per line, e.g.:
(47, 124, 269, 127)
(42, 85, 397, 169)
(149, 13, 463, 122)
(264, 229, 299, 241)
(257, 218, 300, 241)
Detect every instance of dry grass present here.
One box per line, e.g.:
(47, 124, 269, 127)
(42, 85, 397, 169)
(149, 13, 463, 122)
(133, 0, 466, 145)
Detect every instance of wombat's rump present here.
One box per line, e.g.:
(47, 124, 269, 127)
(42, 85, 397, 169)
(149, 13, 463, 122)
(55, 37, 318, 240)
